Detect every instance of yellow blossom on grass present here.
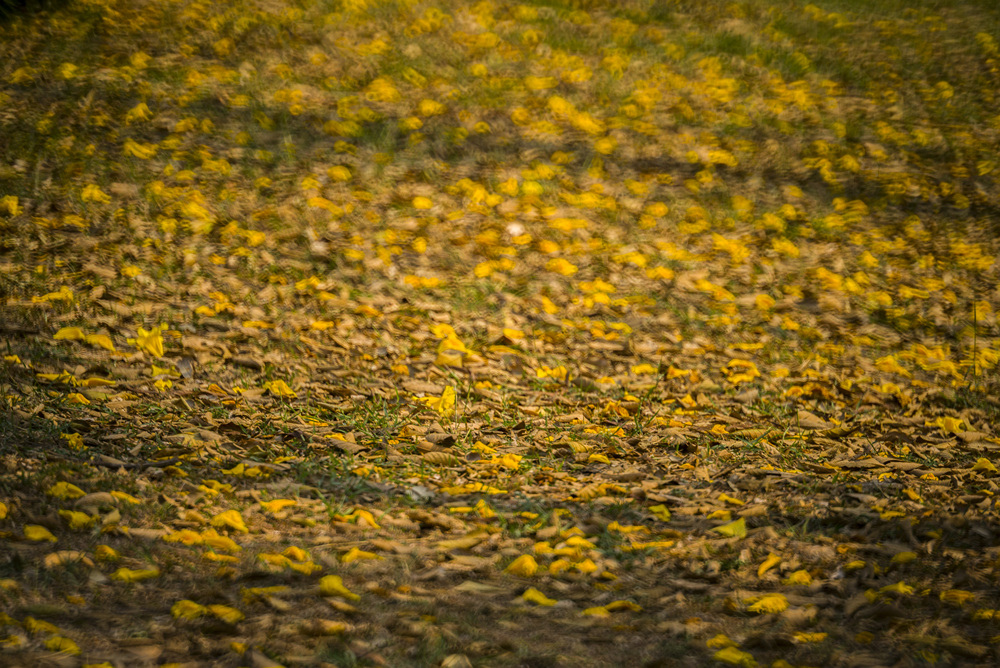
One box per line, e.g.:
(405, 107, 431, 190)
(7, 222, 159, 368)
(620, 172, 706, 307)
(319, 575, 360, 601)
(712, 517, 747, 538)
(44, 636, 80, 655)
(746, 593, 788, 614)
(94, 545, 119, 561)
(81, 184, 110, 203)
(545, 258, 578, 275)
(206, 604, 244, 624)
(972, 458, 997, 473)
(47, 482, 86, 499)
(536, 365, 568, 382)
(420, 385, 456, 419)
(1, 195, 22, 216)
(211, 510, 249, 533)
(111, 567, 160, 582)
(940, 590, 975, 606)
(260, 499, 296, 514)
(264, 379, 297, 399)
(880, 581, 914, 596)
(34, 286, 74, 303)
(505, 554, 539, 577)
(59, 510, 96, 530)
(713, 646, 757, 667)
(25, 525, 58, 542)
(521, 587, 556, 606)
(782, 570, 812, 586)
(123, 139, 158, 159)
(125, 102, 152, 124)
(757, 553, 781, 577)
(172, 600, 207, 619)
(129, 326, 165, 358)
(341, 547, 381, 563)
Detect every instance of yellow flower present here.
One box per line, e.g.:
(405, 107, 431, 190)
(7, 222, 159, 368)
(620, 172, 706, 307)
(319, 575, 360, 601)
(110, 567, 160, 582)
(505, 554, 539, 577)
(123, 139, 158, 159)
(81, 184, 111, 203)
(263, 379, 296, 398)
(172, 600, 207, 619)
(130, 326, 165, 358)
(545, 258, 578, 275)
(420, 386, 456, 419)
(0, 195, 22, 216)
(24, 525, 58, 542)
(417, 99, 446, 116)
(746, 593, 788, 614)
(125, 102, 152, 124)
(521, 587, 556, 606)
(47, 482, 86, 499)
(211, 510, 249, 533)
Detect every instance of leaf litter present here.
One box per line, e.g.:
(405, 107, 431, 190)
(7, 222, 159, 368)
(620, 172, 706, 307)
(1, 0, 1000, 666)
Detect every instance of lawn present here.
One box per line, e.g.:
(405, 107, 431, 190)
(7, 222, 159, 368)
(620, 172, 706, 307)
(2, 0, 1000, 666)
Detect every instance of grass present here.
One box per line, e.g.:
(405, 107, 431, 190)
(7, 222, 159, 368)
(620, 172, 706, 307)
(1, 0, 1000, 665)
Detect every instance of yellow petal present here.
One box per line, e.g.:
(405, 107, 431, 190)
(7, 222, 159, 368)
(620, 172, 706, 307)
(110, 491, 141, 504)
(207, 604, 244, 624)
(648, 504, 672, 521)
(163, 529, 203, 546)
(134, 327, 165, 357)
(111, 567, 160, 582)
(24, 525, 58, 542)
(782, 570, 812, 586)
(264, 379, 297, 398)
(521, 587, 556, 606)
(319, 575, 360, 601)
(94, 545, 119, 561)
(44, 636, 80, 655)
(583, 606, 610, 617)
(757, 553, 781, 578)
(940, 589, 975, 606)
(504, 554, 539, 577)
(712, 517, 747, 538)
(972, 458, 997, 473)
(340, 547, 381, 563)
(283, 546, 310, 562)
(890, 551, 917, 564)
(59, 510, 96, 530)
(260, 499, 296, 513)
(0, 501, 7, 519)
(706, 634, 736, 649)
(53, 327, 86, 341)
(83, 334, 116, 352)
(713, 646, 757, 667)
(605, 600, 642, 612)
(746, 593, 788, 614)
(201, 529, 242, 552)
(211, 510, 249, 533)
(289, 560, 322, 575)
(879, 581, 914, 595)
(171, 599, 207, 619)
(46, 482, 86, 500)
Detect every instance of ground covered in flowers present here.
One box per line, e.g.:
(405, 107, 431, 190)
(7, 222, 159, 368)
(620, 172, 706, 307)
(2, 0, 1000, 666)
